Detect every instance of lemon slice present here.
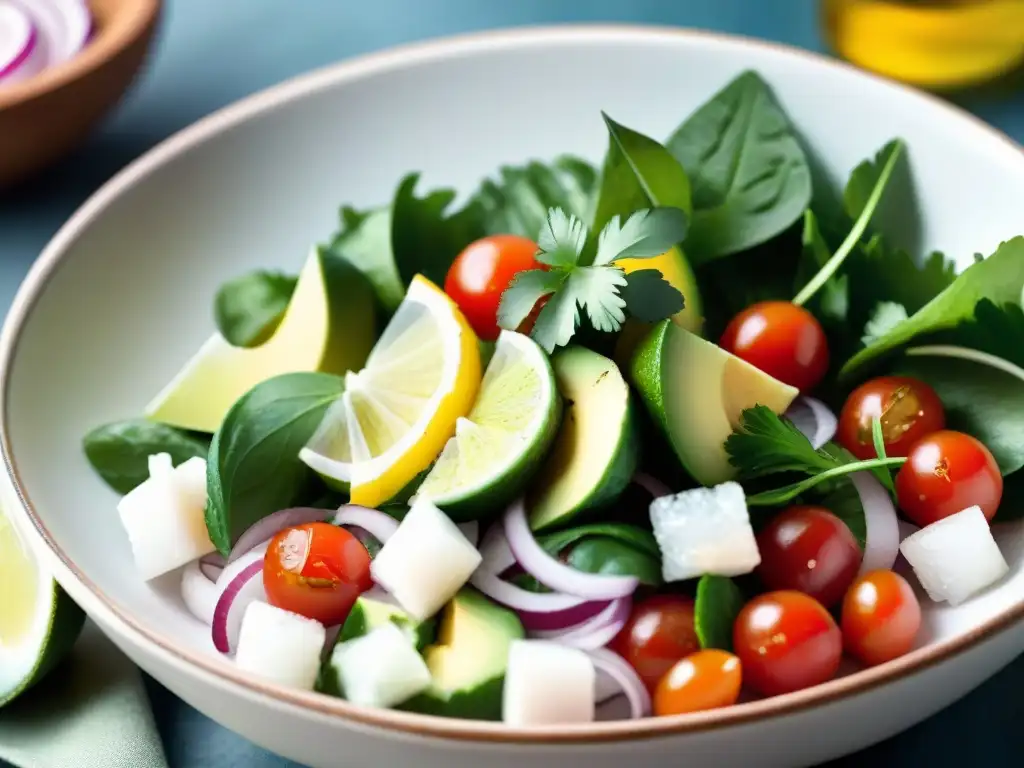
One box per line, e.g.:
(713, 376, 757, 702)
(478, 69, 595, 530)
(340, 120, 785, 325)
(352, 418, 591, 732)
(299, 276, 481, 507)
(0, 505, 84, 707)
(414, 331, 560, 520)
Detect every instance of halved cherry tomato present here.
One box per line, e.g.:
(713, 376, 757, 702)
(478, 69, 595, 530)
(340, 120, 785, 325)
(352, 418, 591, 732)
(719, 301, 830, 392)
(841, 570, 921, 667)
(755, 505, 862, 607)
(444, 234, 543, 340)
(653, 649, 742, 716)
(837, 376, 945, 460)
(894, 430, 1003, 526)
(609, 595, 700, 693)
(733, 591, 842, 697)
(263, 522, 372, 626)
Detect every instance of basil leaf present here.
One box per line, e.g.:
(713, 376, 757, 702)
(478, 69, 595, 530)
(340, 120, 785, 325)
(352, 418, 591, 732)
(214, 271, 298, 348)
(666, 71, 811, 262)
(539, 523, 660, 560)
(565, 538, 662, 586)
(83, 420, 210, 494)
(694, 575, 745, 651)
(206, 372, 344, 555)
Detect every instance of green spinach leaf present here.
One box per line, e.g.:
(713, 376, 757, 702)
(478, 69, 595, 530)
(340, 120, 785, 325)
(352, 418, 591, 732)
(206, 372, 344, 555)
(539, 523, 661, 560)
(214, 271, 298, 348)
(666, 71, 811, 262)
(328, 205, 404, 312)
(694, 575, 745, 651)
(83, 420, 210, 494)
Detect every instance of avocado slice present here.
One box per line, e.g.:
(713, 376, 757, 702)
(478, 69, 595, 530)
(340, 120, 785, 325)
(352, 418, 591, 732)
(400, 589, 523, 721)
(145, 248, 376, 433)
(526, 346, 639, 532)
(631, 320, 798, 486)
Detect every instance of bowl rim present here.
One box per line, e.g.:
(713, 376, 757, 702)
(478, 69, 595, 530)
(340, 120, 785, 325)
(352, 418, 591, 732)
(2, 22, 1023, 745)
(0, 0, 162, 111)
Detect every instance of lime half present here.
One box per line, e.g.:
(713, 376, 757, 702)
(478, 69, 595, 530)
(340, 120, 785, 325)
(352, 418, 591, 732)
(415, 331, 561, 521)
(0, 507, 85, 707)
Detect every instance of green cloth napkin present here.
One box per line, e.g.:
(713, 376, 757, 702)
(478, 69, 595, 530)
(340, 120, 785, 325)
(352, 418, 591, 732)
(0, 622, 167, 768)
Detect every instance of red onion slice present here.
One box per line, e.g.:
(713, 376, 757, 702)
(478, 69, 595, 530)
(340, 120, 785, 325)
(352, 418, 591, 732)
(851, 471, 900, 575)
(518, 600, 610, 633)
(211, 550, 267, 654)
(633, 471, 670, 499)
(199, 552, 226, 581)
(503, 499, 639, 600)
(786, 396, 838, 450)
(332, 505, 399, 543)
(181, 561, 219, 625)
(227, 507, 330, 564)
(533, 598, 631, 650)
(8, 0, 87, 67)
(0, 3, 36, 81)
(470, 564, 593, 613)
(588, 648, 651, 718)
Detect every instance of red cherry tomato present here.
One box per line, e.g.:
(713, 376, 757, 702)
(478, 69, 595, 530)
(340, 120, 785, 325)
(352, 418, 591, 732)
(837, 376, 946, 460)
(609, 595, 700, 693)
(755, 506, 862, 607)
(719, 301, 830, 392)
(733, 591, 842, 697)
(653, 649, 742, 716)
(895, 430, 1003, 526)
(841, 570, 921, 667)
(444, 235, 543, 340)
(263, 522, 372, 626)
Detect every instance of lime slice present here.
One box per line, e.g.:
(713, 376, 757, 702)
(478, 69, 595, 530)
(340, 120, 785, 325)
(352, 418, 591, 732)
(415, 331, 561, 521)
(299, 275, 481, 508)
(0, 507, 85, 707)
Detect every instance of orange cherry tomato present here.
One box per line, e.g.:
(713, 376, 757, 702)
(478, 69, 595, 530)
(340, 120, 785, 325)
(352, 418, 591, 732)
(841, 570, 921, 667)
(837, 376, 946, 460)
(894, 430, 1003, 526)
(733, 591, 842, 697)
(609, 595, 700, 693)
(719, 301, 830, 392)
(653, 649, 743, 716)
(263, 522, 372, 626)
(444, 234, 543, 340)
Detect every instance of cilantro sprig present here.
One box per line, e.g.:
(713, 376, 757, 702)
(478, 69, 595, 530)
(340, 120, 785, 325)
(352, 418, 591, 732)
(497, 206, 688, 352)
(725, 406, 905, 507)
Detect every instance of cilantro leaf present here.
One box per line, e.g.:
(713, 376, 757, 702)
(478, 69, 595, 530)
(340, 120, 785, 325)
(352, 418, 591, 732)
(841, 236, 1024, 377)
(214, 270, 298, 348)
(725, 405, 835, 479)
(496, 269, 565, 330)
(619, 269, 685, 322)
(593, 207, 689, 266)
(570, 267, 628, 334)
(862, 301, 909, 346)
(536, 208, 587, 267)
(530, 279, 582, 352)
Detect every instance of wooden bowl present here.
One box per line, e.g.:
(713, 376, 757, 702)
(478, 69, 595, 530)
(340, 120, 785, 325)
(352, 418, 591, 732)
(0, 0, 161, 188)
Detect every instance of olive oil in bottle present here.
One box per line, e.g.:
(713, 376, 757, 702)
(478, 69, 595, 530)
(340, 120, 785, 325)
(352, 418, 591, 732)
(822, 0, 1024, 89)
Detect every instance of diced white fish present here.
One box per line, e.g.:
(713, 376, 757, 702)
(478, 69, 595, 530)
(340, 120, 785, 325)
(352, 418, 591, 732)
(235, 601, 325, 690)
(329, 622, 432, 708)
(502, 640, 595, 726)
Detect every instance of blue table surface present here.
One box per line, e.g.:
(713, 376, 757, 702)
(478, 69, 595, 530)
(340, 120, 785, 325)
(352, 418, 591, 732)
(2, 1, 1023, 766)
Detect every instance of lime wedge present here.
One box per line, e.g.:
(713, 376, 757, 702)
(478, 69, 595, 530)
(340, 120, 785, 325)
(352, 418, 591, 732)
(415, 331, 561, 521)
(0, 507, 85, 707)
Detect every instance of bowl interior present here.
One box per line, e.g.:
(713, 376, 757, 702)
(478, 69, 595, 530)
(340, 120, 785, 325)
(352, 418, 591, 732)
(4, 27, 1024, 725)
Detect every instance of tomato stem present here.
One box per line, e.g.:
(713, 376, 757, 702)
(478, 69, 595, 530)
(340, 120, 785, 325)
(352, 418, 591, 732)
(747, 457, 907, 507)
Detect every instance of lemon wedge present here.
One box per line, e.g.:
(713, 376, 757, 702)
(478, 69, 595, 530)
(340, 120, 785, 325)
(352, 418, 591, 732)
(300, 276, 481, 507)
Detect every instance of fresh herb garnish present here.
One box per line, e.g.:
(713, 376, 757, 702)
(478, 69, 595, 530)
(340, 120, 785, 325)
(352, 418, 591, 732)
(497, 207, 687, 352)
(83, 420, 210, 494)
(214, 270, 298, 348)
(862, 301, 909, 347)
(870, 417, 897, 494)
(694, 575, 745, 652)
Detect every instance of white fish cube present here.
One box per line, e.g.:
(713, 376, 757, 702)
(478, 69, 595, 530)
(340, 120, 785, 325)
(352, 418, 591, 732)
(330, 622, 431, 708)
(650, 481, 761, 583)
(899, 505, 1009, 606)
(503, 640, 595, 726)
(117, 455, 214, 581)
(370, 498, 482, 620)
(235, 602, 326, 690)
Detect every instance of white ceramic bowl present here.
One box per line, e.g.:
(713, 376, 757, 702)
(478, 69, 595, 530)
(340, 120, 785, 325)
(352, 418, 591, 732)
(2, 25, 1023, 768)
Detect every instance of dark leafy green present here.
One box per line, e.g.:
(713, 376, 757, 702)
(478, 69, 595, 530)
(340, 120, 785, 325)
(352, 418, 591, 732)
(328, 206, 403, 311)
(213, 271, 298, 348)
(619, 269, 685, 322)
(800, 474, 867, 549)
(942, 300, 1024, 368)
(694, 575, 745, 651)
(206, 373, 344, 555)
(518, 524, 663, 589)
(666, 71, 811, 262)
(83, 420, 210, 494)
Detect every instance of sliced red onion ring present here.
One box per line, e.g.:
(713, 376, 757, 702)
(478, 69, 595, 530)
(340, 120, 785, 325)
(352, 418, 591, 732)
(227, 507, 330, 564)
(786, 396, 838, 450)
(8, 0, 87, 68)
(633, 471, 670, 499)
(470, 565, 593, 614)
(503, 499, 639, 600)
(851, 471, 900, 576)
(0, 3, 36, 82)
(332, 504, 399, 543)
(199, 552, 226, 582)
(533, 598, 631, 650)
(457, 521, 479, 547)
(212, 549, 267, 654)
(588, 648, 651, 718)
(518, 600, 610, 633)
(181, 561, 219, 625)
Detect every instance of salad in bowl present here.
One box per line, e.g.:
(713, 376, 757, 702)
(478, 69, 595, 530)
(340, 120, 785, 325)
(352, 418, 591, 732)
(81, 69, 1022, 727)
